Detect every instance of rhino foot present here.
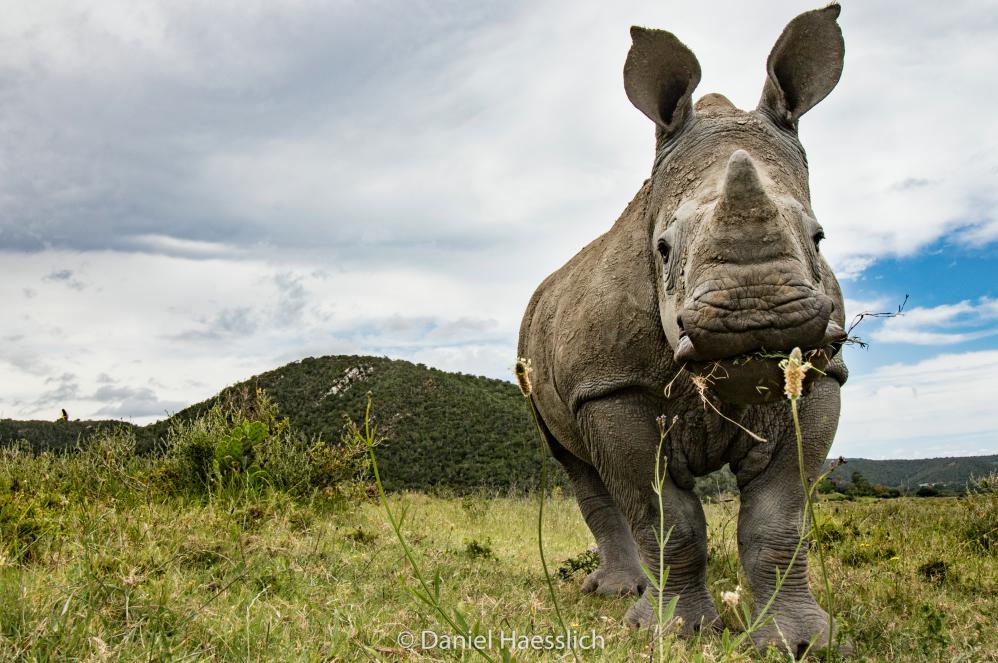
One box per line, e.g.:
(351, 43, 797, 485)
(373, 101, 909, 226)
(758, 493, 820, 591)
(751, 607, 853, 659)
(581, 565, 647, 596)
(623, 588, 720, 636)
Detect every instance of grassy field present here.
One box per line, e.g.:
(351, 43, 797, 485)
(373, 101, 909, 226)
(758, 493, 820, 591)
(2, 485, 996, 661)
(2, 395, 996, 661)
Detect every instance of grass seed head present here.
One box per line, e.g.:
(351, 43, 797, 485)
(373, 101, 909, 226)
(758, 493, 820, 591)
(779, 347, 813, 400)
(515, 357, 533, 397)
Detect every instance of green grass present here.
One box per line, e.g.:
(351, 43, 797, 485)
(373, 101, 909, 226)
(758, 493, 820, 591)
(2, 488, 996, 661)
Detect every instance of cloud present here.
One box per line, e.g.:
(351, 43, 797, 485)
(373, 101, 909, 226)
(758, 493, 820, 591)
(173, 306, 259, 342)
(834, 256, 878, 281)
(273, 272, 307, 325)
(32, 372, 81, 409)
(3, 0, 989, 273)
(0, 345, 51, 376)
(43, 269, 85, 290)
(835, 350, 998, 458)
(90, 383, 186, 419)
(871, 298, 998, 345)
(0, 249, 521, 423)
(425, 317, 500, 343)
(889, 177, 933, 192)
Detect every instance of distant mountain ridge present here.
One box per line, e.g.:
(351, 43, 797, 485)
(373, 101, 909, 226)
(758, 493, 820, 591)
(2, 354, 995, 492)
(825, 454, 998, 490)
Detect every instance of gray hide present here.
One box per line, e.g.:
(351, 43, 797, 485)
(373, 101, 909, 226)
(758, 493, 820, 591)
(518, 4, 849, 656)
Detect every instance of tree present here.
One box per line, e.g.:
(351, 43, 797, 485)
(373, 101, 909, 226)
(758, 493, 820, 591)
(849, 471, 874, 496)
(816, 478, 839, 494)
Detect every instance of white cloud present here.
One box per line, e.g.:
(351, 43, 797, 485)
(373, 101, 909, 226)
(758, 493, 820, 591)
(871, 298, 998, 345)
(834, 350, 998, 458)
(3, 1, 993, 267)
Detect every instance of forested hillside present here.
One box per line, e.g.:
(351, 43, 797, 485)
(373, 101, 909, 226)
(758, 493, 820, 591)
(0, 419, 138, 453)
(140, 355, 559, 492)
(826, 454, 998, 490)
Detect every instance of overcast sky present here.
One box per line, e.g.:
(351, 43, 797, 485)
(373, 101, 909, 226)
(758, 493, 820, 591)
(2, 0, 996, 459)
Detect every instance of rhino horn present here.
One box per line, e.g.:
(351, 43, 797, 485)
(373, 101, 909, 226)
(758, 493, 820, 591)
(717, 150, 778, 223)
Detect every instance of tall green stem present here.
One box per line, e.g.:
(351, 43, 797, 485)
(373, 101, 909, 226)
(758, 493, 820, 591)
(525, 398, 580, 663)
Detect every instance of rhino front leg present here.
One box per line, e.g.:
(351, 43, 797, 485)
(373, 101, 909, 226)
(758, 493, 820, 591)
(578, 392, 719, 634)
(557, 454, 647, 596)
(737, 377, 844, 657)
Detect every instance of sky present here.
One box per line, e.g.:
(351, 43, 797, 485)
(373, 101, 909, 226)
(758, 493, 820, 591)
(1, 0, 996, 459)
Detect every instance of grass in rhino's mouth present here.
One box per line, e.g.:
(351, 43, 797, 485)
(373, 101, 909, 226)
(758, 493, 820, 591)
(736, 345, 833, 368)
(681, 346, 830, 376)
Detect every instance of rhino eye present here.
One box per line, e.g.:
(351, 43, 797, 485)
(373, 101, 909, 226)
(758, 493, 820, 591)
(657, 239, 671, 263)
(812, 229, 825, 251)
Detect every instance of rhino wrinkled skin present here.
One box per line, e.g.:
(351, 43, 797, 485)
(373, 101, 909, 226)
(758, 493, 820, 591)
(518, 5, 851, 656)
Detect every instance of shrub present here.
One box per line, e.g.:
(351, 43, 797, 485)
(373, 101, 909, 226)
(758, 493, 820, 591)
(462, 538, 497, 561)
(816, 478, 839, 494)
(960, 473, 998, 554)
(556, 549, 600, 581)
(0, 491, 47, 564)
(1, 388, 373, 511)
(346, 527, 377, 545)
(155, 387, 372, 498)
(917, 559, 950, 584)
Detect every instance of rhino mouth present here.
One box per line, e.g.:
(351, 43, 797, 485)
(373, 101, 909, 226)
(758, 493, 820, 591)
(673, 320, 846, 403)
(672, 277, 841, 364)
(674, 318, 846, 366)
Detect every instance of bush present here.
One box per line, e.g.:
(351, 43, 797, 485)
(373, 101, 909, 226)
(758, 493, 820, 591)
(557, 549, 600, 581)
(154, 387, 372, 498)
(816, 478, 839, 494)
(693, 465, 738, 501)
(0, 491, 47, 564)
(960, 473, 998, 554)
(461, 538, 497, 561)
(1, 388, 374, 514)
(917, 559, 950, 584)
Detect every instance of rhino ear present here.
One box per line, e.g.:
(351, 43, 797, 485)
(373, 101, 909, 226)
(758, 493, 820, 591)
(624, 26, 701, 138)
(758, 3, 844, 129)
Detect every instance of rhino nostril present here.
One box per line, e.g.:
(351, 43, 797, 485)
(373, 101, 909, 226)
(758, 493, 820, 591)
(676, 316, 686, 333)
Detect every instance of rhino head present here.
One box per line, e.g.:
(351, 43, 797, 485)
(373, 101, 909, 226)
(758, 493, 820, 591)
(626, 4, 848, 403)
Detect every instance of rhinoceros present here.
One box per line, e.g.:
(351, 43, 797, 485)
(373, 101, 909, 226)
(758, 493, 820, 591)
(518, 4, 849, 654)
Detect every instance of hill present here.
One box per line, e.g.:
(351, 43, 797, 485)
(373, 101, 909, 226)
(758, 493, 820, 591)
(826, 454, 998, 491)
(142, 355, 559, 492)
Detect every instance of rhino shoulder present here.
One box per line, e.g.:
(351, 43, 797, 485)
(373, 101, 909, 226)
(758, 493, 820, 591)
(519, 181, 672, 414)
